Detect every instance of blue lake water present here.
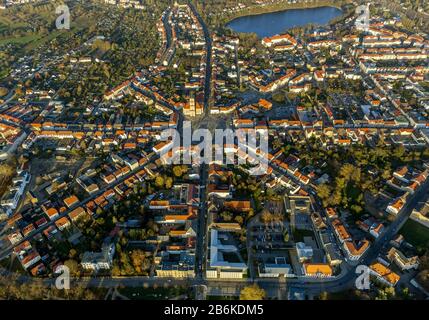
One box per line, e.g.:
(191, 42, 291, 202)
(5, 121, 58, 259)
(226, 6, 343, 38)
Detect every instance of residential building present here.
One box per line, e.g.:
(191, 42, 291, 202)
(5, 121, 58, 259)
(81, 243, 116, 271)
(387, 247, 419, 271)
(155, 250, 195, 278)
(303, 263, 333, 278)
(369, 262, 400, 287)
(206, 227, 247, 279)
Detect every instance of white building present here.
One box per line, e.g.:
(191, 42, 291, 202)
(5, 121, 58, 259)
(295, 242, 313, 262)
(81, 243, 115, 271)
(387, 247, 419, 271)
(258, 257, 295, 278)
(206, 228, 247, 279)
(0, 171, 31, 217)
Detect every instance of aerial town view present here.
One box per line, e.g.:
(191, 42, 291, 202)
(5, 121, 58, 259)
(0, 0, 428, 308)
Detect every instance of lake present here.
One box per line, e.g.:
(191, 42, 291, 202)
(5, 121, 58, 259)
(226, 6, 343, 38)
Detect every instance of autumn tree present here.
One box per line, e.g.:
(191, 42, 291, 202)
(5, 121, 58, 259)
(0, 87, 8, 97)
(64, 259, 80, 276)
(165, 176, 173, 189)
(155, 176, 165, 188)
(172, 165, 188, 177)
(260, 210, 273, 224)
(239, 284, 266, 300)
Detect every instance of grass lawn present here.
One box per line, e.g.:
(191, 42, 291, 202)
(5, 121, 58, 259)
(400, 219, 429, 253)
(118, 286, 189, 300)
(0, 13, 91, 50)
(292, 229, 314, 242)
(0, 68, 10, 79)
(0, 34, 41, 46)
(23, 31, 62, 51)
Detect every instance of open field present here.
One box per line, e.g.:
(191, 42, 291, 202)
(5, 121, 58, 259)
(400, 219, 429, 252)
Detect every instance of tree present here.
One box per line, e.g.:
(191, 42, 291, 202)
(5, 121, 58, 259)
(220, 211, 233, 222)
(350, 204, 363, 215)
(172, 166, 183, 177)
(92, 39, 111, 52)
(64, 259, 79, 276)
(0, 163, 14, 177)
(319, 291, 329, 300)
(130, 249, 146, 274)
(272, 139, 282, 150)
(376, 286, 396, 300)
(393, 146, 405, 159)
(417, 269, 429, 290)
(0, 87, 8, 97)
(260, 210, 272, 224)
(247, 209, 255, 220)
(0, 271, 105, 299)
(165, 177, 173, 189)
(339, 164, 360, 182)
(273, 212, 283, 222)
(239, 284, 266, 300)
(234, 215, 244, 225)
(68, 248, 77, 259)
(283, 230, 290, 242)
(400, 286, 410, 300)
(317, 184, 331, 207)
(272, 92, 285, 103)
(155, 176, 165, 188)
(172, 165, 187, 177)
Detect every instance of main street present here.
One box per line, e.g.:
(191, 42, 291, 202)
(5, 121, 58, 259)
(186, 1, 213, 281)
(195, 163, 209, 279)
(188, 1, 212, 113)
